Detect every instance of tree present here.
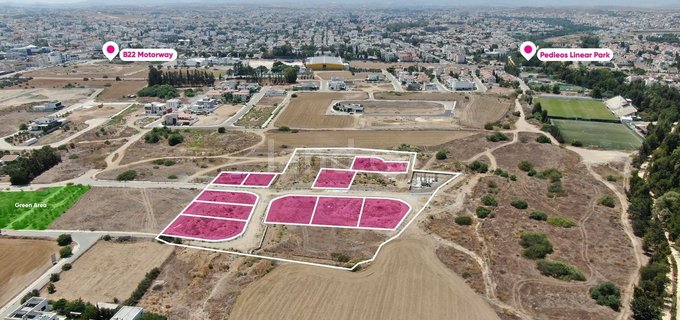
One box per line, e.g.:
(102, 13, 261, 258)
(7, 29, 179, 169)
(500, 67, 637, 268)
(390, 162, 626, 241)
(552, 84, 561, 94)
(167, 133, 184, 146)
(518, 161, 534, 172)
(590, 282, 621, 311)
(59, 246, 72, 258)
(511, 200, 529, 209)
(536, 135, 551, 143)
(217, 127, 226, 134)
(435, 150, 447, 160)
(19, 123, 28, 130)
(283, 67, 297, 84)
(454, 215, 473, 225)
(56, 234, 72, 246)
(47, 283, 56, 294)
(116, 170, 137, 181)
(50, 273, 60, 282)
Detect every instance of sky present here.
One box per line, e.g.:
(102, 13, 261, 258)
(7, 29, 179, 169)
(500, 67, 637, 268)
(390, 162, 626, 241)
(0, 0, 679, 6)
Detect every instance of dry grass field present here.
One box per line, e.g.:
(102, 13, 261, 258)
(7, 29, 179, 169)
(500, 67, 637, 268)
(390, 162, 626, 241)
(230, 239, 500, 320)
(24, 62, 148, 79)
(42, 240, 173, 303)
(457, 94, 513, 129)
(374, 91, 467, 101)
(274, 92, 367, 129)
(97, 157, 232, 182)
(0, 239, 58, 306)
(50, 188, 199, 233)
(0, 88, 93, 109)
(32, 140, 126, 183)
(263, 130, 477, 150)
(24, 79, 146, 102)
(315, 71, 373, 80)
(120, 130, 261, 164)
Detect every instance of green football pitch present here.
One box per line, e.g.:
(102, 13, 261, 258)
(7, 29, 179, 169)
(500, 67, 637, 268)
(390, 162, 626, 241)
(0, 185, 91, 230)
(553, 119, 643, 150)
(538, 97, 618, 121)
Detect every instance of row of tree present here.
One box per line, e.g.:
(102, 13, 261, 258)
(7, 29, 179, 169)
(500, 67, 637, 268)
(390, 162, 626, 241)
(4, 146, 61, 185)
(147, 66, 215, 87)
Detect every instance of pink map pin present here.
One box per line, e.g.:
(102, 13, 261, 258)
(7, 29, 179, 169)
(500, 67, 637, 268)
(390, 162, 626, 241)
(520, 41, 537, 61)
(102, 41, 119, 61)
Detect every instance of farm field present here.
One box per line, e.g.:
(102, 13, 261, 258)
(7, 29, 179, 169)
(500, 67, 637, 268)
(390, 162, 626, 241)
(274, 92, 367, 129)
(0, 238, 58, 306)
(50, 187, 199, 233)
(537, 97, 617, 120)
(264, 130, 477, 150)
(0, 185, 91, 230)
(41, 240, 173, 303)
(553, 119, 643, 150)
(230, 239, 499, 320)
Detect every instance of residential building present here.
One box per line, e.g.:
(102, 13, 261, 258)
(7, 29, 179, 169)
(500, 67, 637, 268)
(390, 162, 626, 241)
(32, 101, 64, 112)
(164, 112, 198, 126)
(4, 297, 57, 320)
(447, 79, 476, 91)
(333, 103, 364, 113)
(111, 306, 144, 320)
(328, 78, 346, 91)
(190, 97, 218, 113)
(144, 102, 170, 115)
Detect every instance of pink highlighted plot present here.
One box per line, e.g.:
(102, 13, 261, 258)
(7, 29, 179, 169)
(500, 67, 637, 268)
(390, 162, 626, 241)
(312, 197, 363, 227)
(213, 172, 248, 185)
(265, 196, 317, 224)
(359, 198, 411, 229)
(352, 156, 409, 173)
(184, 202, 253, 220)
(312, 169, 356, 189)
(162, 215, 246, 241)
(198, 190, 257, 205)
(243, 173, 277, 187)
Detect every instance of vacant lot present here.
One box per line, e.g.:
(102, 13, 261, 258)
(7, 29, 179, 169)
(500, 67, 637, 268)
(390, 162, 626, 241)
(537, 97, 617, 121)
(315, 71, 373, 80)
(0, 186, 91, 230)
(42, 240, 172, 303)
(553, 119, 643, 150)
(50, 187, 199, 233)
(0, 238, 58, 306)
(97, 81, 147, 101)
(341, 100, 447, 116)
(194, 104, 242, 126)
(33, 140, 126, 183)
(24, 62, 149, 79)
(375, 92, 466, 101)
(0, 88, 92, 109)
(274, 92, 367, 129)
(457, 94, 513, 128)
(231, 239, 499, 320)
(264, 130, 477, 150)
(120, 130, 261, 164)
(25, 79, 145, 102)
(97, 157, 232, 182)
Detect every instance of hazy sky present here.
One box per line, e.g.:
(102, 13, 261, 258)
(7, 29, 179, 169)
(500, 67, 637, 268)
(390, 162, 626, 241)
(0, 0, 679, 6)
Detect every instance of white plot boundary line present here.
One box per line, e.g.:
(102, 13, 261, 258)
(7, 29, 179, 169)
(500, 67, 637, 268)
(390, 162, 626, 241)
(211, 171, 279, 188)
(157, 147, 461, 270)
(350, 155, 410, 174)
(310, 168, 358, 190)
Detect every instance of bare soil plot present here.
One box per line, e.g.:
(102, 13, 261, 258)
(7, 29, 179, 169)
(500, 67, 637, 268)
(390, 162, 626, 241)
(66, 103, 129, 122)
(97, 81, 147, 101)
(347, 100, 447, 116)
(274, 92, 367, 129)
(456, 94, 513, 129)
(50, 188, 199, 233)
(42, 240, 172, 303)
(257, 96, 285, 107)
(375, 91, 467, 101)
(0, 105, 43, 136)
(315, 71, 372, 80)
(231, 239, 500, 320)
(97, 157, 231, 182)
(263, 130, 478, 150)
(425, 133, 498, 164)
(24, 79, 145, 102)
(24, 62, 149, 79)
(0, 238, 58, 306)
(0, 88, 93, 109)
(33, 140, 125, 183)
(139, 248, 274, 319)
(120, 130, 261, 164)
(194, 104, 242, 126)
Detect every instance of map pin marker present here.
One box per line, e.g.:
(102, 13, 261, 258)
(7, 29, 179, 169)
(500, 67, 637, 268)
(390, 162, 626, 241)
(102, 41, 119, 61)
(520, 41, 537, 61)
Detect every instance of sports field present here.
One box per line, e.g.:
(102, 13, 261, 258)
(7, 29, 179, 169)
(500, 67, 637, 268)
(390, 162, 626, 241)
(0, 185, 91, 230)
(538, 97, 617, 121)
(552, 119, 643, 150)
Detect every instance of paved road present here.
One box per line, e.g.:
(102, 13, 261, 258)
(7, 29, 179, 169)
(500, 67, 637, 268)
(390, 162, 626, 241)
(382, 70, 404, 92)
(0, 229, 156, 317)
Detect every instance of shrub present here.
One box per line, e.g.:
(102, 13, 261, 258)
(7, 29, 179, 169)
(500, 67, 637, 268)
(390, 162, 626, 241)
(548, 216, 577, 228)
(518, 161, 534, 172)
(102, 234, 112, 241)
(529, 211, 548, 221)
(536, 135, 551, 143)
(487, 132, 509, 142)
(511, 200, 528, 209)
(476, 207, 491, 218)
(59, 246, 72, 258)
(547, 181, 567, 197)
(278, 126, 291, 132)
(536, 260, 586, 281)
(50, 273, 60, 282)
(167, 133, 184, 146)
(542, 168, 562, 182)
(520, 232, 553, 259)
(167, 175, 177, 179)
(217, 127, 226, 133)
(62, 263, 72, 271)
(510, 175, 517, 181)
(20, 290, 40, 303)
(47, 283, 56, 294)
(487, 180, 497, 189)
(435, 150, 447, 160)
(571, 140, 583, 147)
(590, 282, 621, 311)
(455, 215, 473, 225)
(124, 267, 161, 306)
(116, 170, 137, 181)
(599, 195, 616, 208)
(56, 234, 72, 246)
(484, 122, 494, 130)
(330, 252, 350, 263)
(468, 161, 489, 173)
(144, 132, 160, 144)
(481, 195, 497, 206)
(606, 175, 618, 182)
